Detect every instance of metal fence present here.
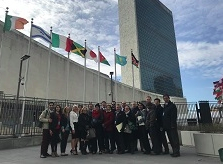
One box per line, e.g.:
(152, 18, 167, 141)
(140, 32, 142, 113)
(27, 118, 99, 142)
(0, 95, 96, 138)
(0, 95, 222, 138)
(176, 102, 223, 131)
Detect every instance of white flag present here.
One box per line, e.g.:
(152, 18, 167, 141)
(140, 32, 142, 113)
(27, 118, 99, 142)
(31, 24, 51, 43)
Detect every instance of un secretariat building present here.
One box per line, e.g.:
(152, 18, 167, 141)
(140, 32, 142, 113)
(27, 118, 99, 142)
(118, 0, 183, 97)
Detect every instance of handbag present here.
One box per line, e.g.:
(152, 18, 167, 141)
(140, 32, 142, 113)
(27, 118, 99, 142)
(124, 124, 132, 133)
(128, 121, 137, 131)
(86, 128, 96, 139)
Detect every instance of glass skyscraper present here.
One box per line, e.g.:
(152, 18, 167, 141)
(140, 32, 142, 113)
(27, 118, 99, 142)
(118, 0, 183, 97)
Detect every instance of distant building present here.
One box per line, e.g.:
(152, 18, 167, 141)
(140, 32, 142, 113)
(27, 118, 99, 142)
(118, 0, 183, 97)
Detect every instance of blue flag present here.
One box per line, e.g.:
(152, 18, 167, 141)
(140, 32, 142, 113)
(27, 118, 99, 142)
(116, 54, 127, 66)
(31, 24, 51, 43)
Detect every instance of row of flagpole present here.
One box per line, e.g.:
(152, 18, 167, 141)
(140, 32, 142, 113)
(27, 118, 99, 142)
(0, 7, 139, 106)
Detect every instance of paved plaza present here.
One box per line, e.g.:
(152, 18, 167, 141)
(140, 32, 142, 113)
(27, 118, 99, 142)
(0, 145, 221, 164)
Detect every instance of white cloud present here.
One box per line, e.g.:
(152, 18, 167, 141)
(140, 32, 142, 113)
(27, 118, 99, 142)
(160, 0, 223, 42)
(178, 41, 223, 78)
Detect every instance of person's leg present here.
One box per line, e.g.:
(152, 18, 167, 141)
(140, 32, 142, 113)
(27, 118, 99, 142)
(104, 131, 109, 152)
(160, 130, 169, 153)
(91, 138, 97, 153)
(54, 130, 60, 157)
(166, 129, 174, 154)
(60, 131, 65, 153)
(140, 126, 151, 153)
(114, 129, 121, 152)
(64, 131, 69, 153)
(97, 126, 105, 152)
(87, 139, 93, 153)
(70, 133, 75, 154)
(74, 138, 79, 154)
(50, 131, 56, 157)
(119, 132, 125, 153)
(170, 128, 180, 156)
(150, 126, 161, 154)
(61, 131, 69, 155)
(109, 131, 115, 153)
(40, 129, 49, 157)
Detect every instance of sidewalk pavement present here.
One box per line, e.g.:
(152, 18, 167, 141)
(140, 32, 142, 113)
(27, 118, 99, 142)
(0, 145, 221, 164)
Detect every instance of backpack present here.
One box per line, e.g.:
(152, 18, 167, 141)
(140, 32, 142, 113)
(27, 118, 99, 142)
(38, 110, 48, 128)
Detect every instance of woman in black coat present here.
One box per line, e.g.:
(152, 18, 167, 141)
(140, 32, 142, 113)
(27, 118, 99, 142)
(91, 103, 104, 154)
(49, 105, 62, 157)
(78, 107, 91, 155)
(60, 106, 71, 156)
(123, 105, 137, 154)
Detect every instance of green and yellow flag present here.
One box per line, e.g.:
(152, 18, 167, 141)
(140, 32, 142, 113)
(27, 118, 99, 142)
(71, 41, 86, 58)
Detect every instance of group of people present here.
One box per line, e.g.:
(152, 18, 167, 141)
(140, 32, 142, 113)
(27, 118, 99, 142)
(39, 94, 180, 158)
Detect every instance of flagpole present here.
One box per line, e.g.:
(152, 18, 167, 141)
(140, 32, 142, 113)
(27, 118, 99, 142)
(131, 49, 135, 101)
(45, 27, 52, 100)
(114, 48, 118, 103)
(66, 34, 70, 103)
(98, 46, 100, 103)
(83, 40, 87, 104)
(20, 18, 33, 127)
(0, 7, 9, 69)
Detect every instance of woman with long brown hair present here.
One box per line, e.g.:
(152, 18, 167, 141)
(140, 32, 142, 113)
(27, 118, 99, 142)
(49, 105, 62, 157)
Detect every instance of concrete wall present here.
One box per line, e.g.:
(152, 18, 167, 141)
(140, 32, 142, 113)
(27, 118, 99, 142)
(0, 21, 186, 103)
(0, 136, 42, 150)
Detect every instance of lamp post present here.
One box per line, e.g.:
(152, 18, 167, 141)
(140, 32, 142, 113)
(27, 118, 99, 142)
(110, 72, 114, 102)
(14, 55, 30, 137)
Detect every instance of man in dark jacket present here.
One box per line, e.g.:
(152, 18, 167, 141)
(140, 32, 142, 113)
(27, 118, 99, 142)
(114, 104, 126, 154)
(146, 99, 161, 155)
(163, 94, 180, 157)
(154, 98, 169, 154)
(146, 96, 156, 112)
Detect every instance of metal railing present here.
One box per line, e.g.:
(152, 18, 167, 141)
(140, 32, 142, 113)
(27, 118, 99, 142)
(0, 95, 222, 138)
(0, 96, 97, 138)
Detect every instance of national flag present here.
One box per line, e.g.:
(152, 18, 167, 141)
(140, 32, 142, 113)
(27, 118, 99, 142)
(31, 24, 51, 44)
(213, 78, 223, 103)
(71, 42, 86, 58)
(213, 87, 222, 95)
(3, 15, 28, 31)
(86, 46, 97, 62)
(99, 51, 110, 66)
(51, 33, 73, 52)
(131, 52, 139, 68)
(213, 79, 223, 88)
(215, 96, 222, 101)
(116, 54, 127, 66)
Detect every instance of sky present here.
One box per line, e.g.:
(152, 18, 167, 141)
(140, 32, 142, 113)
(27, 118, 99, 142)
(0, 0, 223, 102)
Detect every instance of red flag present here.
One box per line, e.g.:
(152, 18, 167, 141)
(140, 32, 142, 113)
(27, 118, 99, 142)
(65, 38, 73, 52)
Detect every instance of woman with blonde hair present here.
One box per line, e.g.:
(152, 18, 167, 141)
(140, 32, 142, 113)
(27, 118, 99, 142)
(70, 104, 79, 155)
(60, 106, 71, 156)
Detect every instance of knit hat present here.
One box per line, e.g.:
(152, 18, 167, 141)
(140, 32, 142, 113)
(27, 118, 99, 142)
(95, 103, 100, 108)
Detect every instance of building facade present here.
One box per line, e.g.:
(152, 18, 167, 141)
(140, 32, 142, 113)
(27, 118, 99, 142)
(0, 21, 186, 103)
(119, 0, 183, 97)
